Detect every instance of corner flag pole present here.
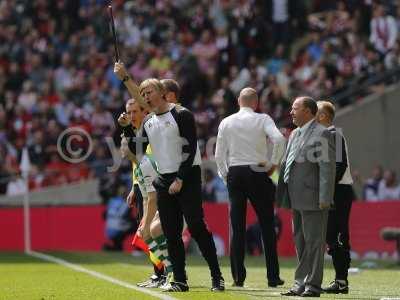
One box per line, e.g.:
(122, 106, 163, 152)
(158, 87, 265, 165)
(108, 4, 120, 62)
(21, 147, 31, 253)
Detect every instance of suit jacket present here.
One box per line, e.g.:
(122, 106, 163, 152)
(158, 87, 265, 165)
(276, 120, 336, 210)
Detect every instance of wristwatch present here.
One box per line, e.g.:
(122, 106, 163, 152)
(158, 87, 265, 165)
(122, 75, 131, 82)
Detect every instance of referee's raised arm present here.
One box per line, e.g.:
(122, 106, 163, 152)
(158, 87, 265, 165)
(114, 61, 151, 111)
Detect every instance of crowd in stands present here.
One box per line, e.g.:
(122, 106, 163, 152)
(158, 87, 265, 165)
(360, 166, 400, 201)
(0, 0, 400, 200)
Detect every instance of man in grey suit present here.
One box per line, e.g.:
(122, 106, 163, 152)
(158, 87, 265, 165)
(277, 96, 336, 297)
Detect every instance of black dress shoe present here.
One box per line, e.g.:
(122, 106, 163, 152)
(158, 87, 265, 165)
(232, 281, 244, 287)
(268, 278, 285, 287)
(281, 290, 301, 296)
(300, 290, 320, 297)
(323, 280, 349, 294)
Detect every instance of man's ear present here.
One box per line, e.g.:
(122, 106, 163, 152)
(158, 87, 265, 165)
(254, 99, 259, 110)
(165, 91, 173, 100)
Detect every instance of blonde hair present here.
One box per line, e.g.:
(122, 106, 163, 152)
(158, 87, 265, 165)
(125, 98, 145, 111)
(317, 100, 336, 121)
(139, 78, 166, 95)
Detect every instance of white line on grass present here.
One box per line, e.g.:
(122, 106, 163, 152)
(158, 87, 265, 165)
(27, 251, 177, 300)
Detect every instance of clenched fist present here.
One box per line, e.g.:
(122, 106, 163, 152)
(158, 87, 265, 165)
(118, 112, 131, 127)
(169, 178, 183, 195)
(114, 61, 129, 81)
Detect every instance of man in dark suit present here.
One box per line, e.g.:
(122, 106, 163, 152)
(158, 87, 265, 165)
(316, 101, 355, 294)
(277, 96, 336, 297)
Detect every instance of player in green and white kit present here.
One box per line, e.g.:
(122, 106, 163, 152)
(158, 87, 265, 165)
(120, 99, 172, 289)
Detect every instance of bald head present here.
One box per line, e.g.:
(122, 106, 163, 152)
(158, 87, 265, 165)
(317, 100, 335, 120)
(238, 87, 258, 109)
(316, 100, 336, 127)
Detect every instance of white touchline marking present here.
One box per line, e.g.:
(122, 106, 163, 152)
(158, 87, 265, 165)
(27, 251, 178, 300)
(118, 262, 134, 268)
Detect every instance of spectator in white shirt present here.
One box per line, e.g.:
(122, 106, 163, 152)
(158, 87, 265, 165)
(364, 165, 384, 201)
(369, 4, 398, 55)
(6, 173, 27, 196)
(269, 0, 290, 45)
(378, 170, 400, 200)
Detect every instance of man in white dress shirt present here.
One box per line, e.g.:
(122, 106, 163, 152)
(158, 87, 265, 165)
(215, 87, 286, 288)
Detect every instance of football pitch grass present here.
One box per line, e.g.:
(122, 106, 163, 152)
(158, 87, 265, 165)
(0, 251, 399, 300)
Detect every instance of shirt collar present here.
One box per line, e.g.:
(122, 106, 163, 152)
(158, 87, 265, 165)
(299, 118, 314, 135)
(239, 107, 254, 112)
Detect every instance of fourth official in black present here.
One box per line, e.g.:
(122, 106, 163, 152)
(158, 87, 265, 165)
(316, 101, 355, 294)
(215, 87, 286, 288)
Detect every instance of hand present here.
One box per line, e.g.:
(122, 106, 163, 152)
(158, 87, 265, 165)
(136, 223, 144, 238)
(118, 112, 131, 127)
(126, 189, 135, 207)
(319, 202, 331, 210)
(168, 178, 183, 195)
(140, 226, 150, 240)
(114, 61, 129, 81)
(120, 136, 129, 158)
(267, 165, 277, 177)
